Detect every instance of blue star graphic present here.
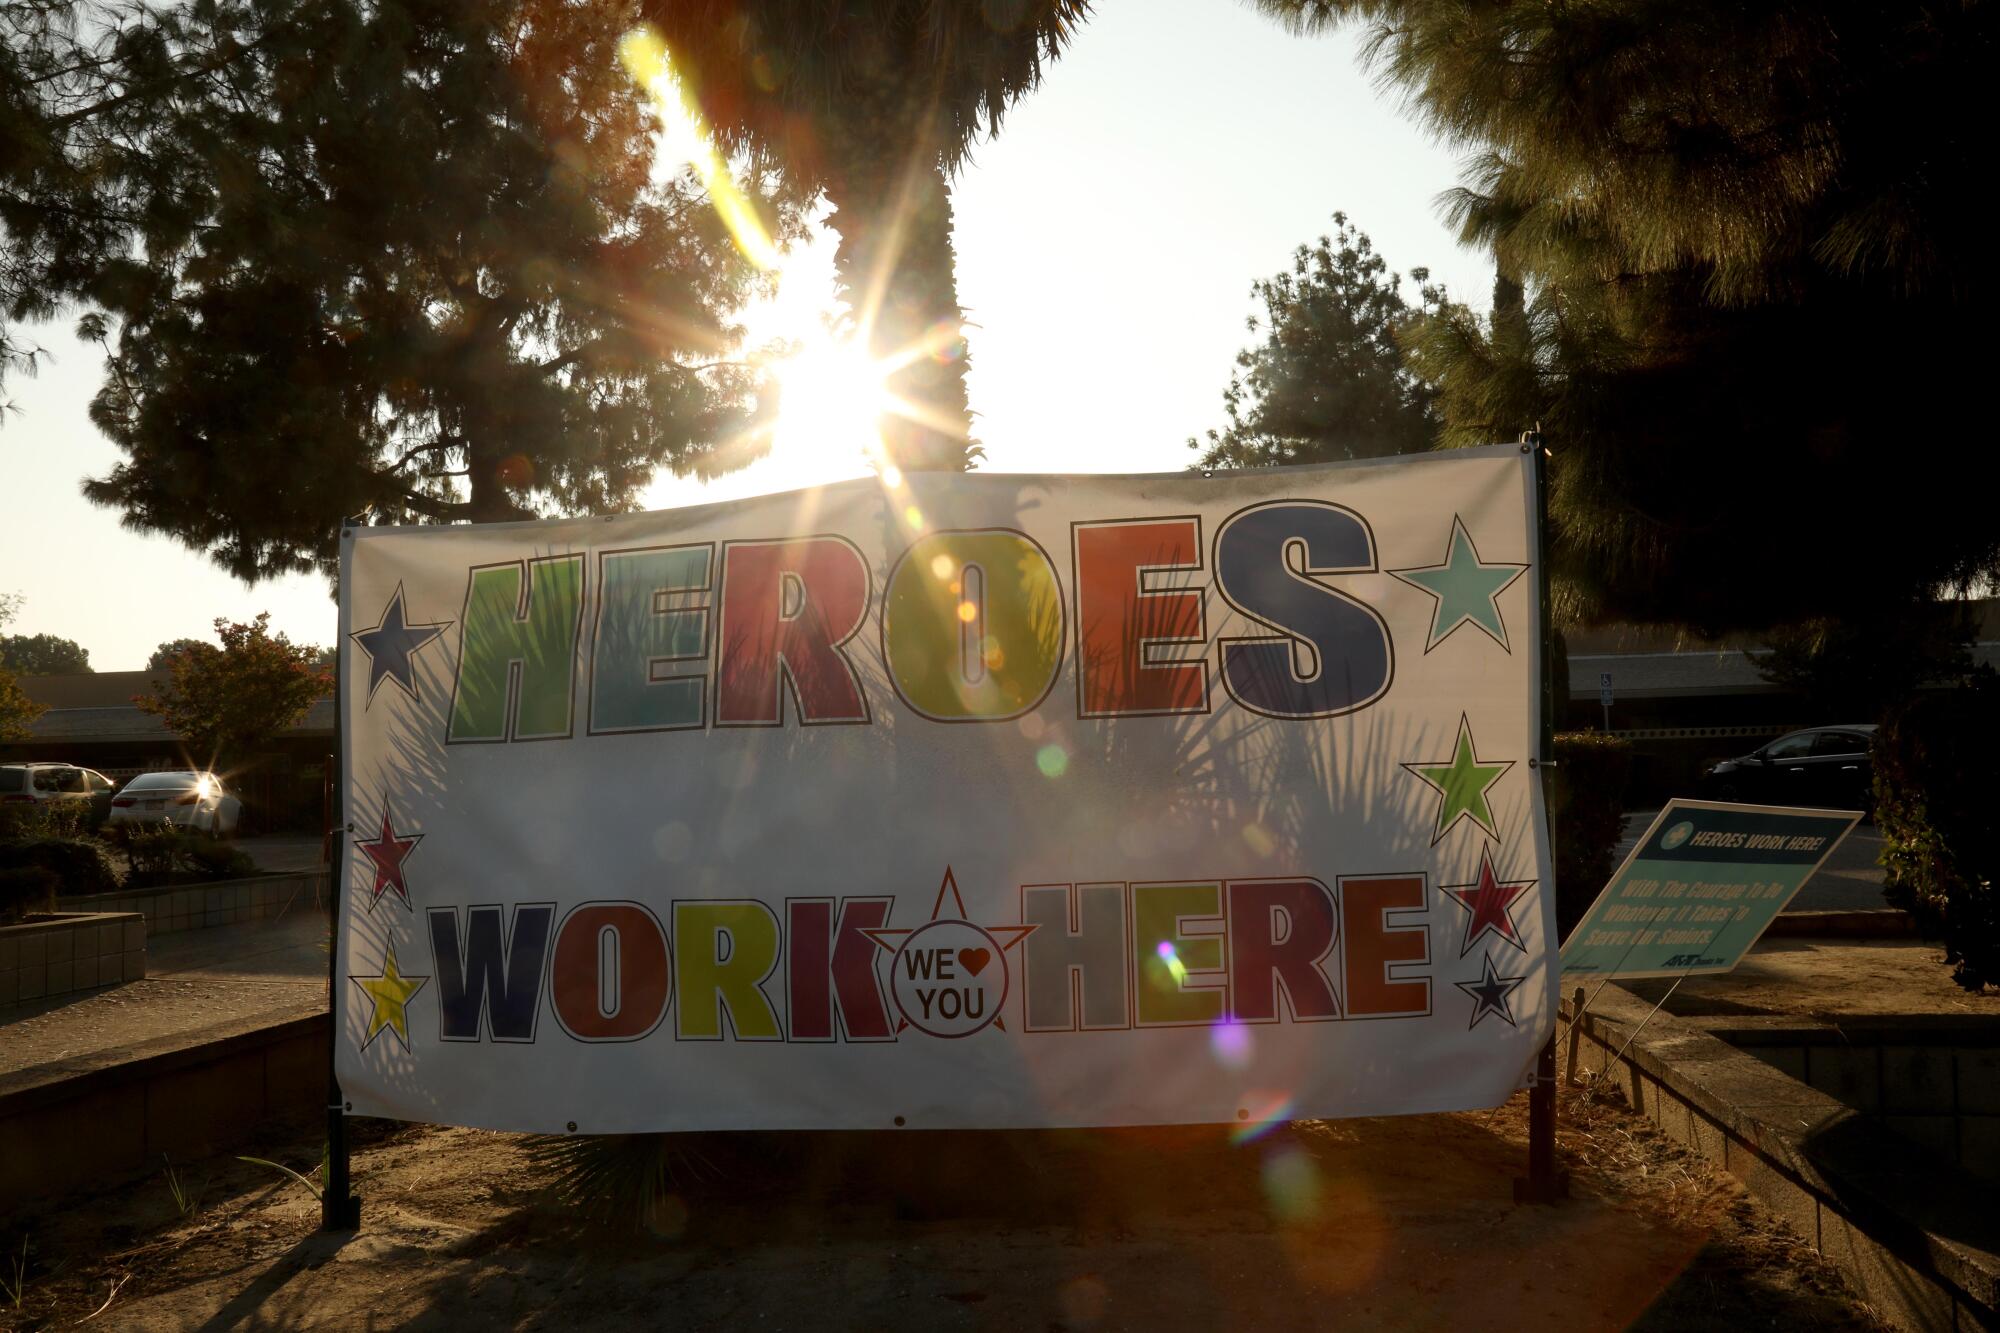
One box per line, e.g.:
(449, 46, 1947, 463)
(1454, 953, 1527, 1030)
(350, 585, 449, 706)
(1390, 516, 1529, 653)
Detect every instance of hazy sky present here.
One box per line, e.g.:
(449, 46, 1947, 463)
(0, 0, 1490, 670)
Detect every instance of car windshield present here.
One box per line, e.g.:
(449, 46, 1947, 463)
(124, 772, 204, 791)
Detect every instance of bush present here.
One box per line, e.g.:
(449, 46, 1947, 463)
(1548, 731, 1632, 942)
(0, 798, 98, 841)
(101, 819, 258, 888)
(0, 837, 121, 897)
(0, 865, 59, 923)
(1875, 684, 1999, 991)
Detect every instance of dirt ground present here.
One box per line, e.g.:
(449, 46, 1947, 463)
(1620, 938, 2000, 1020)
(0, 1085, 1885, 1332)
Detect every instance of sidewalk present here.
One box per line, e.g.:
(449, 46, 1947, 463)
(0, 913, 326, 1082)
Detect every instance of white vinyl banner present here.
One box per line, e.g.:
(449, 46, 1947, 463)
(336, 446, 1554, 1133)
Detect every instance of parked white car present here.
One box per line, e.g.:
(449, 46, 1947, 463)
(107, 771, 243, 836)
(0, 762, 117, 807)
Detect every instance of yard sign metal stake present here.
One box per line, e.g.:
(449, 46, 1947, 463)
(1514, 435, 1570, 1205)
(323, 522, 362, 1231)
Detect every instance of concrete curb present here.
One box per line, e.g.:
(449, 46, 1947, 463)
(0, 1006, 328, 1209)
(1566, 986, 2000, 1330)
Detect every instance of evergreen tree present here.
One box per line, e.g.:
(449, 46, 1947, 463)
(1192, 214, 1443, 470)
(637, 1, 1091, 473)
(11, 0, 787, 582)
(0, 632, 91, 673)
(1263, 1, 1998, 633)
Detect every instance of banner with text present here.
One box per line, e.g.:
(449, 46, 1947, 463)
(336, 446, 1553, 1133)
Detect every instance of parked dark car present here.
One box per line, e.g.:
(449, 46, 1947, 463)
(1700, 725, 1876, 812)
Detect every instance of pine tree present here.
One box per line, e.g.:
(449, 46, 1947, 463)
(1192, 214, 1444, 470)
(1263, 1, 1999, 632)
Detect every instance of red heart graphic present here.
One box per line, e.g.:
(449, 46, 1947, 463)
(958, 947, 991, 977)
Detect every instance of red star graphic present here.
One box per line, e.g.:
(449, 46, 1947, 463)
(356, 808, 422, 910)
(1441, 847, 1531, 957)
(862, 867, 1036, 1034)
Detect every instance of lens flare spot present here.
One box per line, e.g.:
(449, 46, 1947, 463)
(929, 553, 954, 580)
(1057, 1274, 1107, 1328)
(1230, 1092, 1295, 1146)
(1036, 744, 1068, 778)
(1017, 713, 1046, 741)
(1211, 1017, 1252, 1069)
(1156, 940, 1188, 985)
(495, 453, 535, 488)
(957, 601, 979, 623)
(1260, 1143, 1321, 1223)
(880, 464, 904, 489)
(1242, 823, 1276, 857)
(904, 505, 925, 529)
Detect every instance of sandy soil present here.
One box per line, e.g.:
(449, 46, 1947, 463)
(0, 1086, 1885, 1332)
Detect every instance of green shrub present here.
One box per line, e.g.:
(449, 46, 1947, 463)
(101, 819, 258, 888)
(0, 837, 120, 897)
(1875, 683, 1999, 991)
(0, 865, 59, 923)
(1548, 731, 1632, 942)
(0, 799, 97, 841)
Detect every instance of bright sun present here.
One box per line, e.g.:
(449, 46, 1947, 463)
(767, 334, 893, 472)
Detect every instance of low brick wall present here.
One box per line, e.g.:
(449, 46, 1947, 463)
(1566, 987, 2000, 1331)
(0, 1010, 328, 1208)
(1705, 1016, 2000, 1183)
(0, 912, 146, 1006)
(63, 871, 326, 936)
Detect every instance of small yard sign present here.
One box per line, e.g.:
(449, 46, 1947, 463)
(1560, 799, 1860, 980)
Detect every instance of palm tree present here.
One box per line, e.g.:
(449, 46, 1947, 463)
(638, 0, 1092, 472)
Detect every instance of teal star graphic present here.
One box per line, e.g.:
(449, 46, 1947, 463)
(1402, 715, 1514, 845)
(1390, 516, 1528, 653)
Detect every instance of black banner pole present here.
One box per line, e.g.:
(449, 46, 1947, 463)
(323, 522, 362, 1231)
(1515, 432, 1570, 1205)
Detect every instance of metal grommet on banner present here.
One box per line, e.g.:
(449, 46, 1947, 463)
(893, 1116, 906, 1128)
(1235, 1108, 1249, 1121)
(566, 1121, 578, 1133)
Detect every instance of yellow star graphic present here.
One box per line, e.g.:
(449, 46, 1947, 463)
(351, 942, 428, 1053)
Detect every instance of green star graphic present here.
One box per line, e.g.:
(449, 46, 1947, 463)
(1403, 715, 1514, 844)
(1391, 516, 1529, 652)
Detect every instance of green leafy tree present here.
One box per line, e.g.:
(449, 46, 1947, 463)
(147, 637, 205, 671)
(18, 0, 785, 582)
(134, 613, 329, 766)
(0, 632, 91, 673)
(638, 1, 1091, 472)
(1192, 214, 1443, 470)
(0, 594, 45, 738)
(1264, 1, 1999, 634)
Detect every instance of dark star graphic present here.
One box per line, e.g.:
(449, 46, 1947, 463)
(356, 806, 423, 911)
(350, 584, 449, 706)
(1441, 845, 1534, 957)
(1455, 954, 1527, 1030)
